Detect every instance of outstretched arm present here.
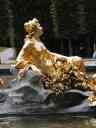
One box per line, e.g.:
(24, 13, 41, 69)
(50, 52, 68, 60)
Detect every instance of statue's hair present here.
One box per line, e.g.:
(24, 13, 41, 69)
(24, 18, 39, 34)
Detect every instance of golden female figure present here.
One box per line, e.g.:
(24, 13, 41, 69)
(15, 18, 96, 104)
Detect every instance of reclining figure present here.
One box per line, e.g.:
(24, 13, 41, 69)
(1, 18, 96, 104)
(15, 18, 96, 99)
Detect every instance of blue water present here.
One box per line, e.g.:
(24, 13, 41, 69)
(0, 117, 96, 128)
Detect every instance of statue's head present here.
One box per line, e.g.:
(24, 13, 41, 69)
(24, 18, 43, 37)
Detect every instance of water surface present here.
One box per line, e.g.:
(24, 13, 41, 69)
(0, 117, 96, 128)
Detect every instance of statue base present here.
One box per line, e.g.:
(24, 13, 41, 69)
(0, 69, 95, 118)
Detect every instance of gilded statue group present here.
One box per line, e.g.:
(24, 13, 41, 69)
(1, 18, 96, 104)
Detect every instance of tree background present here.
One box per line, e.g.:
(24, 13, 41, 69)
(0, 0, 96, 57)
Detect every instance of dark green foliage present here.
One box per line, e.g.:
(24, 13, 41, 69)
(0, 0, 96, 51)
